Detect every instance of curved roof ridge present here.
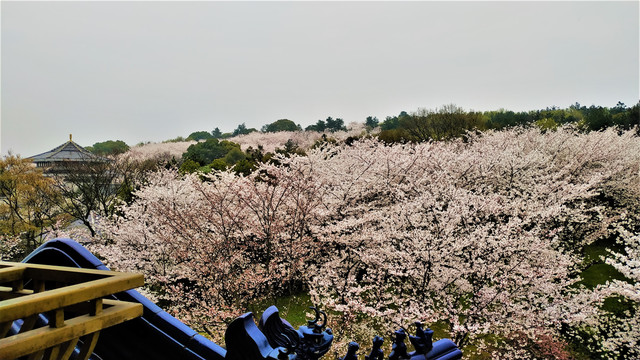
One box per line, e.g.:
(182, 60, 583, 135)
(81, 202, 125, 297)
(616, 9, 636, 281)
(29, 139, 103, 162)
(66, 140, 94, 157)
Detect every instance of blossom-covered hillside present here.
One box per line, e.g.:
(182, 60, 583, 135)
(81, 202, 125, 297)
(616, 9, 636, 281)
(228, 122, 369, 153)
(118, 123, 369, 162)
(121, 140, 196, 161)
(85, 126, 639, 359)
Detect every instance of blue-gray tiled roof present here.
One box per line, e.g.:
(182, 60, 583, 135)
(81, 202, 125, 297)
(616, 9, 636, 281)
(29, 137, 104, 163)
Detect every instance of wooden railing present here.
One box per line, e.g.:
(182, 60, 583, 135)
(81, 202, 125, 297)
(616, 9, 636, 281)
(0, 261, 143, 360)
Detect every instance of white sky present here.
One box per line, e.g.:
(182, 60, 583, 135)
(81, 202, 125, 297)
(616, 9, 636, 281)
(1, 1, 638, 157)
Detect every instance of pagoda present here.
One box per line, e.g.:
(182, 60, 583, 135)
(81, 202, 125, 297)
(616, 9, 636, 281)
(28, 134, 108, 172)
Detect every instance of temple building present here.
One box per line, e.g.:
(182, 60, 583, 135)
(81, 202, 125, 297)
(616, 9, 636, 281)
(28, 134, 108, 173)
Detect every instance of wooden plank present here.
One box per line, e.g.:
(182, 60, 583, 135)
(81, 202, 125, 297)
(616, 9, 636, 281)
(0, 286, 34, 301)
(0, 261, 115, 276)
(12, 279, 24, 292)
(19, 315, 39, 333)
(24, 267, 104, 285)
(44, 344, 59, 360)
(33, 279, 46, 293)
(51, 309, 65, 329)
(0, 261, 140, 285)
(0, 266, 24, 284)
(0, 321, 11, 338)
(0, 273, 143, 323)
(55, 338, 79, 360)
(26, 348, 44, 360)
(76, 332, 100, 360)
(0, 300, 142, 360)
(90, 299, 103, 316)
(55, 298, 115, 316)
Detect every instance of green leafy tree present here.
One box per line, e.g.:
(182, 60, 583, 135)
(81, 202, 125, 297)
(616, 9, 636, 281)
(164, 136, 186, 143)
(612, 101, 640, 131)
(275, 139, 306, 157)
(179, 159, 201, 174)
(583, 106, 613, 131)
(211, 127, 223, 138)
(484, 109, 533, 129)
(263, 119, 300, 133)
(224, 147, 246, 165)
(630, 102, 640, 130)
(182, 139, 241, 166)
(187, 131, 213, 141)
(377, 128, 409, 144)
(305, 120, 326, 132)
(379, 111, 409, 130)
(400, 104, 485, 142)
(611, 101, 628, 115)
(535, 117, 559, 132)
(232, 159, 256, 176)
(232, 123, 257, 136)
(565, 107, 585, 124)
(210, 158, 229, 171)
(86, 140, 130, 156)
(245, 146, 269, 164)
(380, 116, 399, 130)
(0, 155, 62, 253)
(365, 116, 379, 129)
(324, 117, 347, 132)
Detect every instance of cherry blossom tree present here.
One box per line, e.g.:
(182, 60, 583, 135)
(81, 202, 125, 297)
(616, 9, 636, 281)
(92, 159, 325, 340)
(229, 124, 369, 154)
(573, 228, 640, 360)
(123, 140, 195, 162)
(305, 127, 639, 357)
(0, 235, 22, 261)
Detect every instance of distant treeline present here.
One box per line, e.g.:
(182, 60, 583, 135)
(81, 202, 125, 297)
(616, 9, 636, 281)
(87, 101, 639, 155)
(375, 102, 639, 143)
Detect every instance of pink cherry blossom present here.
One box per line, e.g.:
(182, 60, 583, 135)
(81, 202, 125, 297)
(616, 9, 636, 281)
(88, 126, 640, 357)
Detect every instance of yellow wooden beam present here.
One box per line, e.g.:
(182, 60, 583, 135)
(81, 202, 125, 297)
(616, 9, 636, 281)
(51, 309, 65, 329)
(0, 300, 142, 360)
(0, 261, 140, 285)
(18, 314, 38, 334)
(56, 337, 79, 360)
(0, 261, 145, 359)
(0, 321, 11, 338)
(0, 272, 143, 323)
(76, 332, 100, 360)
(0, 267, 24, 284)
(0, 286, 34, 301)
(26, 349, 44, 360)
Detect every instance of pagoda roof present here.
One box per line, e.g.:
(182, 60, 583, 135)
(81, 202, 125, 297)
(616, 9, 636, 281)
(29, 136, 106, 163)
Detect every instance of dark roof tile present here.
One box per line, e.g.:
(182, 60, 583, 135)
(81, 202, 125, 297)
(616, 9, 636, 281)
(29, 140, 105, 163)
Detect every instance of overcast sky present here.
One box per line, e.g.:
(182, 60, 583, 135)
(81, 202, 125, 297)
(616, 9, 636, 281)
(2, 1, 638, 157)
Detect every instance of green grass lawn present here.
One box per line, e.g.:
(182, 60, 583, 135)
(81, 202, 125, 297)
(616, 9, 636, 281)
(247, 292, 315, 327)
(579, 263, 627, 288)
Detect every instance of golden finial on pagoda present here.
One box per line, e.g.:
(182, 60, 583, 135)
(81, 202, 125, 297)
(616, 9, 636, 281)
(70, 134, 73, 141)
